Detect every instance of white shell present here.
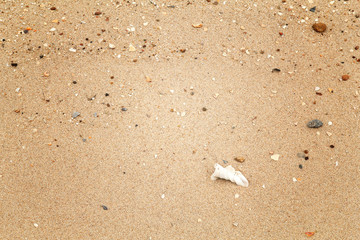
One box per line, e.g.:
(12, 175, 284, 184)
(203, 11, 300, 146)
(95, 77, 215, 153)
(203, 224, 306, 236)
(211, 163, 249, 187)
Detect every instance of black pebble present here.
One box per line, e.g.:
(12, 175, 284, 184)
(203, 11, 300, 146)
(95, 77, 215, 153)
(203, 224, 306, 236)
(105, 93, 109, 96)
(11, 63, 18, 67)
(305, 156, 309, 160)
(101, 205, 108, 210)
(73, 81, 77, 84)
(307, 119, 323, 128)
(202, 107, 207, 111)
(310, 6, 316, 12)
(272, 68, 281, 72)
(23, 29, 29, 34)
(40, 55, 44, 58)
(121, 107, 127, 111)
(330, 145, 335, 148)
(299, 164, 303, 169)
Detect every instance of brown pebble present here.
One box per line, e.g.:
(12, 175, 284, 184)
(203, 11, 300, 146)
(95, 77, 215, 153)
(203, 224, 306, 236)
(95, 11, 102, 15)
(234, 157, 245, 163)
(312, 23, 327, 33)
(355, 46, 359, 50)
(50, 7, 56, 10)
(342, 74, 350, 81)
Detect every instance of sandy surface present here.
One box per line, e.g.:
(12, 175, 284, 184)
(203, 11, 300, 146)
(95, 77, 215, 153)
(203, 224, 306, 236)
(1, 0, 360, 239)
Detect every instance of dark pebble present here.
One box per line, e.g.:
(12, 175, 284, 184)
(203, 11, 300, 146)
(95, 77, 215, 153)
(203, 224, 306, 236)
(330, 145, 335, 148)
(202, 107, 207, 111)
(272, 68, 281, 72)
(95, 11, 102, 15)
(121, 108, 127, 111)
(305, 156, 309, 160)
(307, 119, 323, 128)
(101, 205, 108, 210)
(299, 164, 303, 169)
(73, 81, 77, 84)
(40, 55, 44, 58)
(11, 63, 18, 67)
(310, 6, 316, 12)
(223, 160, 228, 164)
(105, 93, 109, 96)
(23, 29, 29, 34)
(50, 7, 56, 10)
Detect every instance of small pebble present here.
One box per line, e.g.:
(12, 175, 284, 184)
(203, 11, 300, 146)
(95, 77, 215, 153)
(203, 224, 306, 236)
(305, 156, 309, 160)
(222, 160, 228, 164)
(121, 108, 127, 111)
(272, 68, 281, 72)
(34, 223, 39, 228)
(233, 222, 239, 227)
(11, 63, 18, 67)
(309, 6, 316, 12)
(299, 164, 303, 169)
(341, 75, 350, 81)
(109, 43, 116, 49)
(101, 205, 108, 210)
(50, 7, 56, 10)
(235, 193, 240, 198)
(307, 119, 323, 128)
(202, 107, 207, 111)
(95, 11, 102, 15)
(330, 145, 335, 148)
(72, 112, 80, 118)
(312, 23, 327, 33)
(271, 154, 280, 161)
(234, 157, 245, 163)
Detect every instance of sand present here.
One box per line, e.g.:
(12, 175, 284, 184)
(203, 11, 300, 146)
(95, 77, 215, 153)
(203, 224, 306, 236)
(1, 0, 360, 239)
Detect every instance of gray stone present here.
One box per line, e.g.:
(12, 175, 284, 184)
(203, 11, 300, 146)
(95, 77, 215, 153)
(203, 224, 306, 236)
(307, 119, 323, 128)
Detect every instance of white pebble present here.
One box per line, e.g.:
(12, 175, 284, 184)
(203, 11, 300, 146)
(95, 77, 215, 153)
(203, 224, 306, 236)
(34, 223, 39, 228)
(161, 194, 165, 199)
(109, 43, 116, 49)
(49, 27, 56, 31)
(69, 48, 77, 52)
(235, 193, 240, 198)
(328, 121, 333, 126)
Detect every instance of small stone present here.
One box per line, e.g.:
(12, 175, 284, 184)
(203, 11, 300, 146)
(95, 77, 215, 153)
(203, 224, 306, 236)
(297, 153, 305, 158)
(43, 72, 50, 77)
(307, 119, 323, 128)
(272, 68, 281, 72)
(192, 23, 203, 28)
(233, 222, 239, 227)
(235, 193, 240, 198)
(109, 43, 116, 49)
(11, 63, 18, 67)
(145, 76, 152, 82)
(129, 44, 136, 52)
(95, 11, 102, 15)
(161, 194, 165, 199)
(309, 6, 316, 12)
(299, 164, 303, 169)
(121, 108, 127, 111)
(34, 223, 39, 228)
(50, 7, 56, 10)
(341, 74, 350, 81)
(50, 27, 56, 32)
(15, 87, 21, 92)
(271, 154, 280, 161)
(315, 86, 320, 91)
(312, 23, 327, 33)
(234, 157, 245, 163)
(72, 112, 80, 118)
(69, 48, 77, 52)
(101, 205, 108, 210)
(202, 107, 207, 111)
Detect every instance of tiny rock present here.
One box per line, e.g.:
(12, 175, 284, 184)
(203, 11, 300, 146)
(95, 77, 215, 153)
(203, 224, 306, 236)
(341, 74, 350, 81)
(271, 154, 280, 161)
(312, 23, 327, 33)
(94, 11, 102, 15)
(192, 23, 203, 28)
(146, 76, 152, 82)
(109, 43, 116, 49)
(129, 44, 136, 52)
(307, 119, 323, 128)
(72, 112, 80, 118)
(234, 157, 245, 163)
(69, 48, 77, 52)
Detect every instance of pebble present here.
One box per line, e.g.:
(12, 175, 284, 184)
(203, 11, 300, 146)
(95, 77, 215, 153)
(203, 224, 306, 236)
(309, 6, 316, 12)
(69, 48, 77, 52)
(109, 43, 116, 49)
(129, 44, 136, 52)
(34, 223, 39, 228)
(233, 222, 239, 227)
(272, 68, 281, 72)
(234, 157, 245, 163)
(271, 154, 280, 161)
(94, 11, 102, 15)
(101, 205, 108, 210)
(235, 193, 240, 198)
(299, 164, 303, 169)
(11, 63, 18, 67)
(341, 74, 350, 81)
(307, 119, 323, 128)
(72, 112, 80, 118)
(312, 23, 327, 33)
(121, 108, 127, 111)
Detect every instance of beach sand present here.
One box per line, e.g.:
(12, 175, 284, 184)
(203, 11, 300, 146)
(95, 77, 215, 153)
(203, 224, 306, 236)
(1, 0, 360, 239)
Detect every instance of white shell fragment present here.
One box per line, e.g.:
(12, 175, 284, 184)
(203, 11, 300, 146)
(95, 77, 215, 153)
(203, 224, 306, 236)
(211, 163, 249, 187)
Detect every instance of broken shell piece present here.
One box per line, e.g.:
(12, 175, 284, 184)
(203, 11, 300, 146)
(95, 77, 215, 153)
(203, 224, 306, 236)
(192, 23, 203, 28)
(211, 163, 249, 187)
